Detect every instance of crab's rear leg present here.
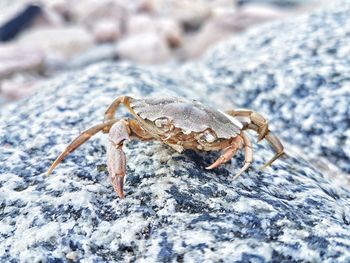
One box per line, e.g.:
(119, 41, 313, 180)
(225, 109, 268, 141)
(47, 119, 117, 175)
(225, 109, 284, 168)
(260, 133, 284, 170)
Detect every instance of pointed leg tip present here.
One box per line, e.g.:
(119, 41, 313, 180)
(232, 170, 245, 180)
(115, 188, 125, 199)
(46, 167, 54, 176)
(112, 175, 125, 199)
(232, 174, 240, 180)
(260, 152, 285, 171)
(259, 165, 269, 171)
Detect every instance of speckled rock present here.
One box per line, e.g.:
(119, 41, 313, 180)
(1, 1, 350, 263)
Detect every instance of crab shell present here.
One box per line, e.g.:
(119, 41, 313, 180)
(128, 97, 244, 152)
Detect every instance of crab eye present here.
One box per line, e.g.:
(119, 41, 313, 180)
(201, 130, 217, 143)
(154, 117, 169, 128)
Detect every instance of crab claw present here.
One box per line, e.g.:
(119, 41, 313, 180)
(107, 120, 130, 198)
(107, 145, 126, 198)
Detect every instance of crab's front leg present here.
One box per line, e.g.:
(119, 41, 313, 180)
(107, 120, 131, 199)
(108, 119, 155, 198)
(47, 119, 117, 175)
(206, 132, 253, 179)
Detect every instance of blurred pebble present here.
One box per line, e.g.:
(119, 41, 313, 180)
(67, 44, 116, 69)
(163, 0, 211, 32)
(69, 0, 128, 26)
(127, 14, 156, 34)
(1, 73, 41, 101)
(17, 26, 94, 59)
(92, 19, 121, 43)
(127, 15, 182, 48)
(115, 33, 171, 63)
(0, 44, 44, 78)
(156, 17, 183, 48)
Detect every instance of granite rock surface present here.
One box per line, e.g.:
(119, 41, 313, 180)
(1, 1, 350, 262)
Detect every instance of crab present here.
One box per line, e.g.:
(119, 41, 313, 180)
(48, 96, 284, 198)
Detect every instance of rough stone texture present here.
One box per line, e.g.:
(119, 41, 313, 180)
(1, 1, 350, 263)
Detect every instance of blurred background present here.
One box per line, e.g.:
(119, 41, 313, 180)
(0, 0, 319, 107)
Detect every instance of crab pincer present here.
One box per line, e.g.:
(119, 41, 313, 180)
(106, 120, 130, 198)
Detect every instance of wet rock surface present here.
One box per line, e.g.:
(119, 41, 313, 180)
(1, 1, 350, 262)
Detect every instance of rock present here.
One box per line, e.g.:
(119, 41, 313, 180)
(0, 3, 65, 42)
(0, 44, 44, 79)
(69, 0, 128, 26)
(162, 0, 211, 32)
(126, 14, 155, 34)
(236, 0, 314, 8)
(115, 33, 171, 63)
(67, 44, 116, 69)
(1, 1, 350, 262)
(92, 19, 121, 43)
(157, 17, 183, 48)
(0, 4, 43, 42)
(136, 0, 163, 13)
(16, 26, 94, 60)
(127, 15, 182, 48)
(0, 73, 42, 101)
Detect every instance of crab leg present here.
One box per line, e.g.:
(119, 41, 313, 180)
(260, 132, 284, 169)
(107, 120, 131, 199)
(206, 132, 253, 179)
(206, 136, 243, 170)
(232, 131, 253, 180)
(103, 96, 132, 126)
(225, 109, 284, 167)
(108, 119, 157, 198)
(47, 119, 117, 175)
(225, 109, 268, 141)
(128, 119, 155, 141)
